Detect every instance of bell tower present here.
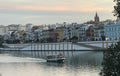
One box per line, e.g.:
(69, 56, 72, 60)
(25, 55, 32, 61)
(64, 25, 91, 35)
(94, 12, 99, 24)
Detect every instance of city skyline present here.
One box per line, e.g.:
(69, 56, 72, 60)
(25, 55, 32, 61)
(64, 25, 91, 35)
(0, 0, 116, 25)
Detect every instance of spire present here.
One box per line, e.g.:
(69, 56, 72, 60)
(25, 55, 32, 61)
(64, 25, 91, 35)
(95, 12, 98, 17)
(94, 12, 99, 24)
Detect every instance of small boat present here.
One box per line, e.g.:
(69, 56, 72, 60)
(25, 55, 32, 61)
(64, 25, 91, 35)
(46, 54, 66, 63)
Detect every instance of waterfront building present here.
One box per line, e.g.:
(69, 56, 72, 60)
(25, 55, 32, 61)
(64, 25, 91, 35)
(34, 29, 43, 42)
(32, 26, 40, 32)
(55, 26, 65, 42)
(25, 32, 34, 42)
(86, 25, 94, 41)
(0, 25, 7, 35)
(25, 23, 32, 32)
(3, 33, 11, 42)
(64, 24, 72, 41)
(19, 25, 26, 32)
(7, 24, 20, 31)
(78, 24, 89, 41)
(38, 29, 55, 42)
(85, 12, 105, 41)
(64, 23, 90, 41)
(64, 23, 80, 41)
(104, 21, 120, 41)
(94, 24, 104, 41)
(48, 29, 57, 42)
(48, 24, 57, 30)
(18, 30, 26, 42)
(33, 25, 45, 41)
(41, 29, 50, 42)
(70, 23, 79, 40)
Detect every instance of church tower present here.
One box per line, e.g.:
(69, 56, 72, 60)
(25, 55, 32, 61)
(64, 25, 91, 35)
(94, 12, 99, 24)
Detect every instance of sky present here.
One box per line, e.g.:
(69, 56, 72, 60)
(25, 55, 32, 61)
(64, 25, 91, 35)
(0, 0, 116, 25)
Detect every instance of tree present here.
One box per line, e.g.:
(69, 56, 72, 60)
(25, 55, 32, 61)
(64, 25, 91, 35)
(70, 36, 78, 43)
(46, 37, 54, 42)
(70, 36, 78, 40)
(100, 1, 120, 76)
(0, 35, 3, 47)
(101, 35, 106, 41)
(114, 0, 120, 19)
(100, 42, 120, 76)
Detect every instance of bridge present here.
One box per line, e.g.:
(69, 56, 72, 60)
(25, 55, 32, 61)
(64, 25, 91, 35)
(0, 41, 117, 59)
(1, 41, 117, 52)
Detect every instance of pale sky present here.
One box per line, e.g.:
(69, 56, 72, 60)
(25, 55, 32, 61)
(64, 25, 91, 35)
(0, 0, 116, 25)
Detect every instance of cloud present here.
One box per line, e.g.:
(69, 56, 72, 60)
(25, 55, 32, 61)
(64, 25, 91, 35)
(0, 3, 111, 13)
(18, 5, 69, 11)
(0, 0, 115, 25)
(0, 4, 69, 12)
(0, 0, 114, 13)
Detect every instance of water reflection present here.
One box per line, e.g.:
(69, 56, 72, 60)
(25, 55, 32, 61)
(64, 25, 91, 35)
(0, 51, 103, 76)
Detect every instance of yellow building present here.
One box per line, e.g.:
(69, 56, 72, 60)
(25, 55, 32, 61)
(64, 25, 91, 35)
(55, 27, 65, 42)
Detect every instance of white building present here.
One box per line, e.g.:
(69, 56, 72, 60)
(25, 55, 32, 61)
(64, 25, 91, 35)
(64, 23, 78, 40)
(94, 24, 104, 41)
(78, 24, 89, 41)
(64, 23, 90, 41)
(64, 23, 83, 41)
(7, 24, 31, 33)
(25, 32, 35, 41)
(34, 28, 43, 41)
(71, 23, 79, 38)
(25, 23, 32, 32)
(104, 21, 120, 41)
(3, 33, 10, 41)
(0, 25, 7, 35)
(7, 24, 20, 31)
(19, 25, 26, 31)
(64, 24, 71, 40)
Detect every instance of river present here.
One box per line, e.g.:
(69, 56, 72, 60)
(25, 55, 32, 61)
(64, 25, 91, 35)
(0, 51, 103, 76)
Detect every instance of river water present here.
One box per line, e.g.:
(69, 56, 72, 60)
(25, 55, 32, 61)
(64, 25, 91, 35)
(0, 51, 103, 76)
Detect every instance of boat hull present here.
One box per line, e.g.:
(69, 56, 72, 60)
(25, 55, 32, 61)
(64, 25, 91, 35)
(47, 58, 65, 63)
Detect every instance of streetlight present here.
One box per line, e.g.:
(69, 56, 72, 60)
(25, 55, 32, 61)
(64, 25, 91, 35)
(106, 37, 109, 48)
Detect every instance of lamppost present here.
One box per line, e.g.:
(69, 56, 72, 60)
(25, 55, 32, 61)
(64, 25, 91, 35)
(106, 37, 109, 48)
